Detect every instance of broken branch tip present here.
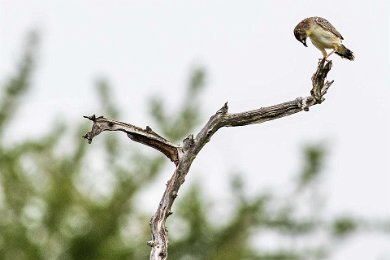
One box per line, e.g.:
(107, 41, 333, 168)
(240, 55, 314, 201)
(217, 102, 229, 114)
(82, 134, 93, 144)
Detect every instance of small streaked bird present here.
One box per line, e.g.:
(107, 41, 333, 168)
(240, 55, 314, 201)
(294, 17, 354, 61)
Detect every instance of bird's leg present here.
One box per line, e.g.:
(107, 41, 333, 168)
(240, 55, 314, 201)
(320, 49, 331, 62)
(325, 49, 336, 60)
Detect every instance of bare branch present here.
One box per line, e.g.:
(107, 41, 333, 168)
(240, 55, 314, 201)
(311, 59, 334, 104)
(82, 115, 180, 164)
(83, 58, 334, 260)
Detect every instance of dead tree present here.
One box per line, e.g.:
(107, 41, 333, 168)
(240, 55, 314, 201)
(83, 59, 333, 260)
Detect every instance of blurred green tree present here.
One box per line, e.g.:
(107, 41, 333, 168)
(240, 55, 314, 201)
(0, 33, 387, 260)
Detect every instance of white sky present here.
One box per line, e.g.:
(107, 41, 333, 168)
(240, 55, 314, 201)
(1, 1, 389, 259)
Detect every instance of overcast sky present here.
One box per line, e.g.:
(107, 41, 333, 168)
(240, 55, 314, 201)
(1, 1, 389, 259)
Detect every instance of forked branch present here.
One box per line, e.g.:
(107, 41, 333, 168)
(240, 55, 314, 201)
(83, 58, 334, 260)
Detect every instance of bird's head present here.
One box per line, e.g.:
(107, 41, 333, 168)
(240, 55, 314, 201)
(294, 27, 308, 47)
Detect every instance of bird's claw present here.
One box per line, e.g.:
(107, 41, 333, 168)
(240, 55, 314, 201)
(319, 57, 332, 63)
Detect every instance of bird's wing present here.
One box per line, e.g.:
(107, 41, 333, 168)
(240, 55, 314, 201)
(314, 17, 344, 40)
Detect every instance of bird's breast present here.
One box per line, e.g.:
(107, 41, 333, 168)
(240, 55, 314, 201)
(308, 24, 341, 49)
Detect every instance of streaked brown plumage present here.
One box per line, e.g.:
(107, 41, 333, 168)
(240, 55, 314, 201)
(294, 17, 354, 60)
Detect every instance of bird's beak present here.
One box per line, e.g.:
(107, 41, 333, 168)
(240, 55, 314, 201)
(302, 40, 308, 47)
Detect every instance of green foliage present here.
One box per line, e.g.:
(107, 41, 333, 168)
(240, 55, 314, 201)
(0, 33, 386, 260)
(298, 144, 326, 188)
(149, 68, 204, 142)
(332, 217, 357, 237)
(0, 31, 38, 137)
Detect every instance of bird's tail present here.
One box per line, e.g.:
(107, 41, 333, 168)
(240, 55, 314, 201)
(336, 44, 354, 60)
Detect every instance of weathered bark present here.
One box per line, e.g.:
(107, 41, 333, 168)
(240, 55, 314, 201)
(83, 58, 333, 260)
(83, 115, 180, 164)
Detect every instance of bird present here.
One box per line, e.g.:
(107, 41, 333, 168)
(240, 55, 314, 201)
(294, 17, 354, 61)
